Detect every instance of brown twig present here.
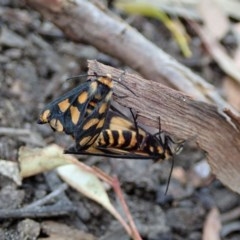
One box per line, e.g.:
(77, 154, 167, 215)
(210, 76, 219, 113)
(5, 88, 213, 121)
(112, 177, 142, 240)
(88, 61, 240, 195)
(23, 183, 68, 209)
(0, 204, 77, 219)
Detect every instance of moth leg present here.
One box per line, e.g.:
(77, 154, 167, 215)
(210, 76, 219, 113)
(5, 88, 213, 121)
(129, 108, 142, 148)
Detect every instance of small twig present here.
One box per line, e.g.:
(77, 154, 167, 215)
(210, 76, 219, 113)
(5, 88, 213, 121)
(23, 183, 68, 209)
(112, 177, 143, 240)
(0, 127, 30, 136)
(44, 171, 73, 205)
(0, 204, 77, 219)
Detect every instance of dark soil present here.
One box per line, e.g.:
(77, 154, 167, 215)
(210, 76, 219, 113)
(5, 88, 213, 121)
(0, 1, 240, 240)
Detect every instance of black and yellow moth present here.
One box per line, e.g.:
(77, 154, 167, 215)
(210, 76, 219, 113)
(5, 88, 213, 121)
(38, 74, 114, 151)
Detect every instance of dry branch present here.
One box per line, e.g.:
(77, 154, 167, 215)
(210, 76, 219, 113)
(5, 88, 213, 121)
(89, 60, 240, 194)
(0, 205, 76, 219)
(25, 0, 240, 125)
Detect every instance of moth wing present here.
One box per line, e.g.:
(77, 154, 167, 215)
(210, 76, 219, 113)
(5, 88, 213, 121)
(38, 81, 91, 136)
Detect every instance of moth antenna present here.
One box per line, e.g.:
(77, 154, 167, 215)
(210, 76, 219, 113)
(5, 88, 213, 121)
(158, 116, 162, 132)
(66, 73, 98, 81)
(164, 156, 174, 195)
(112, 70, 137, 96)
(68, 71, 136, 96)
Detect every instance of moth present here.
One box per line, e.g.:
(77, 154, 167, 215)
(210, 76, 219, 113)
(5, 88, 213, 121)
(38, 74, 114, 151)
(66, 110, 185, 162)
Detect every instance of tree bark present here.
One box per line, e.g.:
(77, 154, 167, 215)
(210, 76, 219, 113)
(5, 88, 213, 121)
(89, 60, 240, 194)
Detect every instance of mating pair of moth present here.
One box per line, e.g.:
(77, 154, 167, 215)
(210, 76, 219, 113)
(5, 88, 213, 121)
(38, 73, 184, 161)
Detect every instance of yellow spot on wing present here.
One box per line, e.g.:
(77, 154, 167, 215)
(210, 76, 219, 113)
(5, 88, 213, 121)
(83, 118, 99, 130)
(79, 136, 92, 146)
(99, 103, 107, 115)
(87, 134, 99, 146)
(97, 118, 105, 129)
(70, 106, 80, 125)
(50, 118, 63, 132)
(58, 99, 70, 112)
(39, 109, 50, 123)
(78, 91, 88, 104)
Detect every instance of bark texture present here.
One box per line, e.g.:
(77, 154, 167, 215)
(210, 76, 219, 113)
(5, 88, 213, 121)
(89, 60, 240, 194)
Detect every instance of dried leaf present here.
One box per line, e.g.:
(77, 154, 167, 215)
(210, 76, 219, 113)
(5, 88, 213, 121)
(57, 165, 113, 209)
(19, 145, 133, 238)
(56, 164, 129, 231)
(19, 145, 75, 178)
